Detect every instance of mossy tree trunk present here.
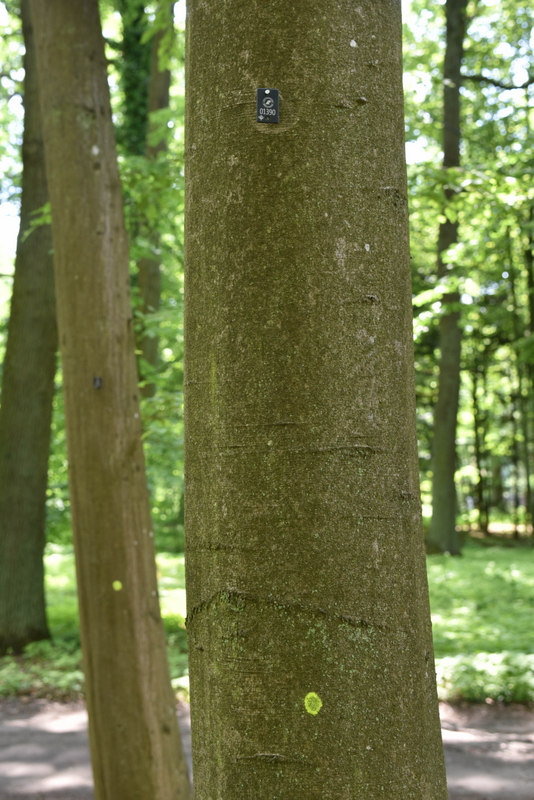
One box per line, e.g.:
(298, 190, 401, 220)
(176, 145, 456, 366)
(0, 0, 56, 655)
(30, 1, 191, 798)
(184, 1, 447, 797)
(427, 0, 468, 555)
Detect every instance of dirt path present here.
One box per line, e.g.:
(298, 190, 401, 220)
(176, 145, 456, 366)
(0, 699, 533, 798)
(440, 702, 534, 799)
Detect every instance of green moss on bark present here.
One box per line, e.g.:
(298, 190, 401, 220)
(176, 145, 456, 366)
(185, 1, 447, 796)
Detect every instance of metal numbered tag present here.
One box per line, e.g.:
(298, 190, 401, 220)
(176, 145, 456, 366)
(257, 88, 279, 124)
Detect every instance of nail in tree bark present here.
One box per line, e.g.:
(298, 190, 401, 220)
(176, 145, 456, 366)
(30, 1, 191, 797)
(184, 1, 447, 797)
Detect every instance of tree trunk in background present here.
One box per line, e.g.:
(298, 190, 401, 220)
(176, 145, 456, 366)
(184, 2, 447, 797)
(427, 0, 467, 555)
(116, 0, 175, 397)
(30, 1, 191, 797)
(471, 363, 489, 534)
(137, 6, 174, 397)
(116, 0, 151, 156)
(523, 204, 534, 530)
(490, 455, 504, 513)
(0, 0, 57, 654)
(509, 233, 532, 533)
(510, 391, 522, 537)
(525, 205, 534, 346)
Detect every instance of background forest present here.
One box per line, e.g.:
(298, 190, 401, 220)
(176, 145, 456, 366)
(0, 0, 533, 705)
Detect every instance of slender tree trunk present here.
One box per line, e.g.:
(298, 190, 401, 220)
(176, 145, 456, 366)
(523, 205, 534, 531)
(184, 2, 447, 797)
(510, 392, 522, 538)
(116, 0, 151, 155)
(509, 231, 533, 532)
(137, 6, 174, 397)
(490, 455, 504, 513)
(0, 0, 57, 654)
(30, 1, 191, 797)
(115, 1, 175, 397)
(471, 364, 489, 534)
(427, 0, 468, 555)
(524, 205, 534, 342)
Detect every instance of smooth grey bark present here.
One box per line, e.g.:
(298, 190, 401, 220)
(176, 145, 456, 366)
(427, 0, 468, 555)
(184, 1, 447, 797)
(30, 1, 191, 797)
(0, 0, 57, 654)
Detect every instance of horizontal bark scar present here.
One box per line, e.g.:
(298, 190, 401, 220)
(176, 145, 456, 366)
(221, 443, 382, 457)
(186, 588, 399, 635)
(232, 421, 308, 428)
(236, 752, 306, 764)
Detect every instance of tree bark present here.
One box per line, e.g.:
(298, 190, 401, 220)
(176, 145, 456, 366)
(0, 0, 56, 654)
(184, 2, 447, 797)
(30, 1, 191, 797)
(427, 0, 468, 555)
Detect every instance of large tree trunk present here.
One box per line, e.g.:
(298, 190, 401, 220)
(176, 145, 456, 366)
(184, 2, 447, 797)
(0, 0, 57, 654)
(427, 0, 468, 555)
(30, 1, 191, 798)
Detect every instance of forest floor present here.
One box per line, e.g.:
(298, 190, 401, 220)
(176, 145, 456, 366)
(0, 699, 533, 799)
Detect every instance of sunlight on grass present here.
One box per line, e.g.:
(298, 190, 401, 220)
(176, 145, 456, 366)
(1, 542, 533, 702)
(157, 553, 187, 619)
(0, 548, 189, 699)
(161, 588, 187, 618)
(428, 543, 534, 701)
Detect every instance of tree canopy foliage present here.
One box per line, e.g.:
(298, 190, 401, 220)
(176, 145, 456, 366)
(0, 0, 532, 549)
(404, 0, 534, 540)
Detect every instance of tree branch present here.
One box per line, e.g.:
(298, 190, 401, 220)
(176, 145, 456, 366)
(462, 72, 534, 91)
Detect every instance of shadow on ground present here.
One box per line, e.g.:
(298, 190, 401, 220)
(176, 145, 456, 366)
(0, 699, 533, 798)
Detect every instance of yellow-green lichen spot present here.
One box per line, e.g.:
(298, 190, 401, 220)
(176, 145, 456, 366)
(304, 692, 323, 715)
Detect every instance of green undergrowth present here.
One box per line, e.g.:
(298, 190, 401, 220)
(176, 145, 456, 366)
(428, 540, 534, 702)
(1, 540, 533, 703)
(0, 545, 189, 701)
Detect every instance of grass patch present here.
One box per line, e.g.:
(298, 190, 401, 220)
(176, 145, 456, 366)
(0, 545, 189, 700)
(1, 540, 533, 703)
(428, 541, 534, 702)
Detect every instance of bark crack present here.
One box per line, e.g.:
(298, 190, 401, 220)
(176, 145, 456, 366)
(221, 443, 381, 457)
(235, 752, 306, 764)
(186, 588, 399, 635)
